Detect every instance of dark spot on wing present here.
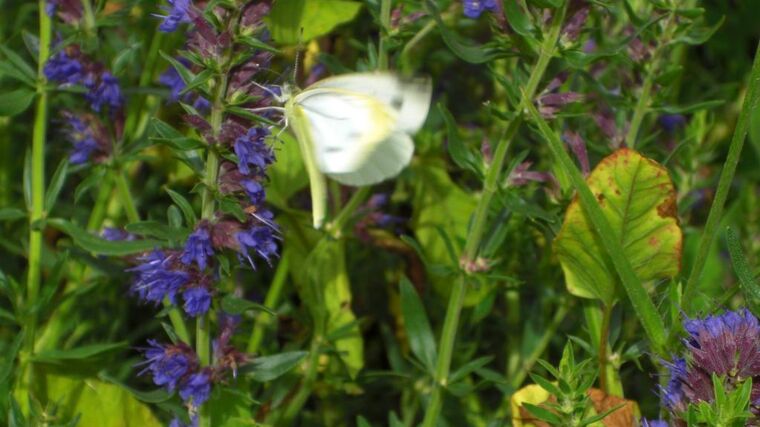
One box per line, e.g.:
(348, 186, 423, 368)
(325, 147, 344, 153)
(391, 96, 403, 110)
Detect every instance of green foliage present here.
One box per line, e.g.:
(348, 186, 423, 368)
(685, 375, 753, 427)
(267, 0, 363, 45)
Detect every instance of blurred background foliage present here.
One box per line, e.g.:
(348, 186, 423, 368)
(0, 0, 759, 425)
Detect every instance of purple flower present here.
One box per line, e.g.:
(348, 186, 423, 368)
(233, 127, 273, 176)
(63, 115, 99, 164)
(179, 370, 212, 406)
(235, 225, 278, 267)
(659, 114, 686, 133)
(462, 0, 497, 19)
(139, 340, 194, 392)
(101, 227, 134, 241)
(157, 0, 193, 33)
(641, 420, 668, 427)
(129, 250, 190, 304)
(84, 72, 124, 112)
(181, 227, 214, 270)
(242, 180, 265, 206)
(660, 309, 760, 419)
(46, 0, 57, 16)
(182, 286, 211, 317)
(159, 61, 210, 111)
(44, 50, 84, 85)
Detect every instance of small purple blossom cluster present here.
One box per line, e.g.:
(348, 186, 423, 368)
(140, 319, 246, 411)
(44, 46, 124, 113)
(659, 309, 760, 423)
(462, 0, 498, 19)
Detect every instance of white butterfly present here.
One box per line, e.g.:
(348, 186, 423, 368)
(270, 72, 432, 228)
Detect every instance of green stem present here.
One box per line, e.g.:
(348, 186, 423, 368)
(421, 274, 467, 427)
(682, 41, 760, 312)
(114, 169, 140, 223)
(509, 299, 571, 389)
(279, 334, 323, 425)
(247, 251, 290, 354)
(195, 64, 228, 427)
(598, 304, 612, 393)
(524, 99, 667, 356)
(625, 11, 677, 148)
(123, 31, 164, 143)
(400, 19, 436, 73)
(377, 0, 391, 70)
(328, 187, 371, 237)
(421, 7, 566, 426)
(81, 0, 97, 37)
(18, 0, 52, 408)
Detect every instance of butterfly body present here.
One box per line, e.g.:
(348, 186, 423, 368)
(282, 72, 432, 228)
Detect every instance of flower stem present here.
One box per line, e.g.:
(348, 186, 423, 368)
(81, 0, 97, 38)
(377, 0, 392, 70)
(598, 304, 612, 393)
(247, 250, 290, 354)
(625, 11, 677, 148)
(114, 168, 140, 223)
(421, 6, 566, 426)
(18, 0, 52, 408)
(682, 41, 760, 312)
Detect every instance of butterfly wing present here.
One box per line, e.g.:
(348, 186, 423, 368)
(307, 73, 432, 134)
(294, 88, 402, 180)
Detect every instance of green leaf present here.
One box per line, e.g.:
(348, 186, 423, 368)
(425, 0, 500, 64)
(43, 373, 162, 426)
(244, 351, 308, 382)
(98, 373, 172, 403)
(554, 148, 682, 304)
(726, 228, 760, 302)
(439, 103, 481, 176)
(149, 118, 205, 151)
(125, 220, 186, 241)
(0, 89, 35, 117)
(399, 277, 437, 374)
(267, 0, 362, 45)
(32, 342, 127, 363)
(220, 294, 276, 316)
(166, 188, 198, 227)
(503, 0, 536, 37)
(44, 159, 68, 212)
(0, 208, 26, 221)
(522, 402, 563, 424)
(48, 218, 165, 255)
(0, 44, 36, 81)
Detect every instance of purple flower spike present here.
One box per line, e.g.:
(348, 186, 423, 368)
(641, 420, 668, 427)
(235, 226, 278, 267)
(157, 0, 193, 33)
(63, 115, 99, 164)
(233, 127, 273, 176)
(659, 309, 760, 421)
(243, 180, 265, 206)
(140, 340, 195, 392)
(129, 250, 190, 304)
(181, 226, 214, 271)
(44, 50, 84, 85)
(85, 72, 124, 112)
(182, 286, 212, 317)
(462, 0, 497, 19)
(179, 370, 212, 406)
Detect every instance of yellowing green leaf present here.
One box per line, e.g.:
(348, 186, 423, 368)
(555, 148, 682, 304)
(267, 0, 362, 45)
(44, 374, 161, 426)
